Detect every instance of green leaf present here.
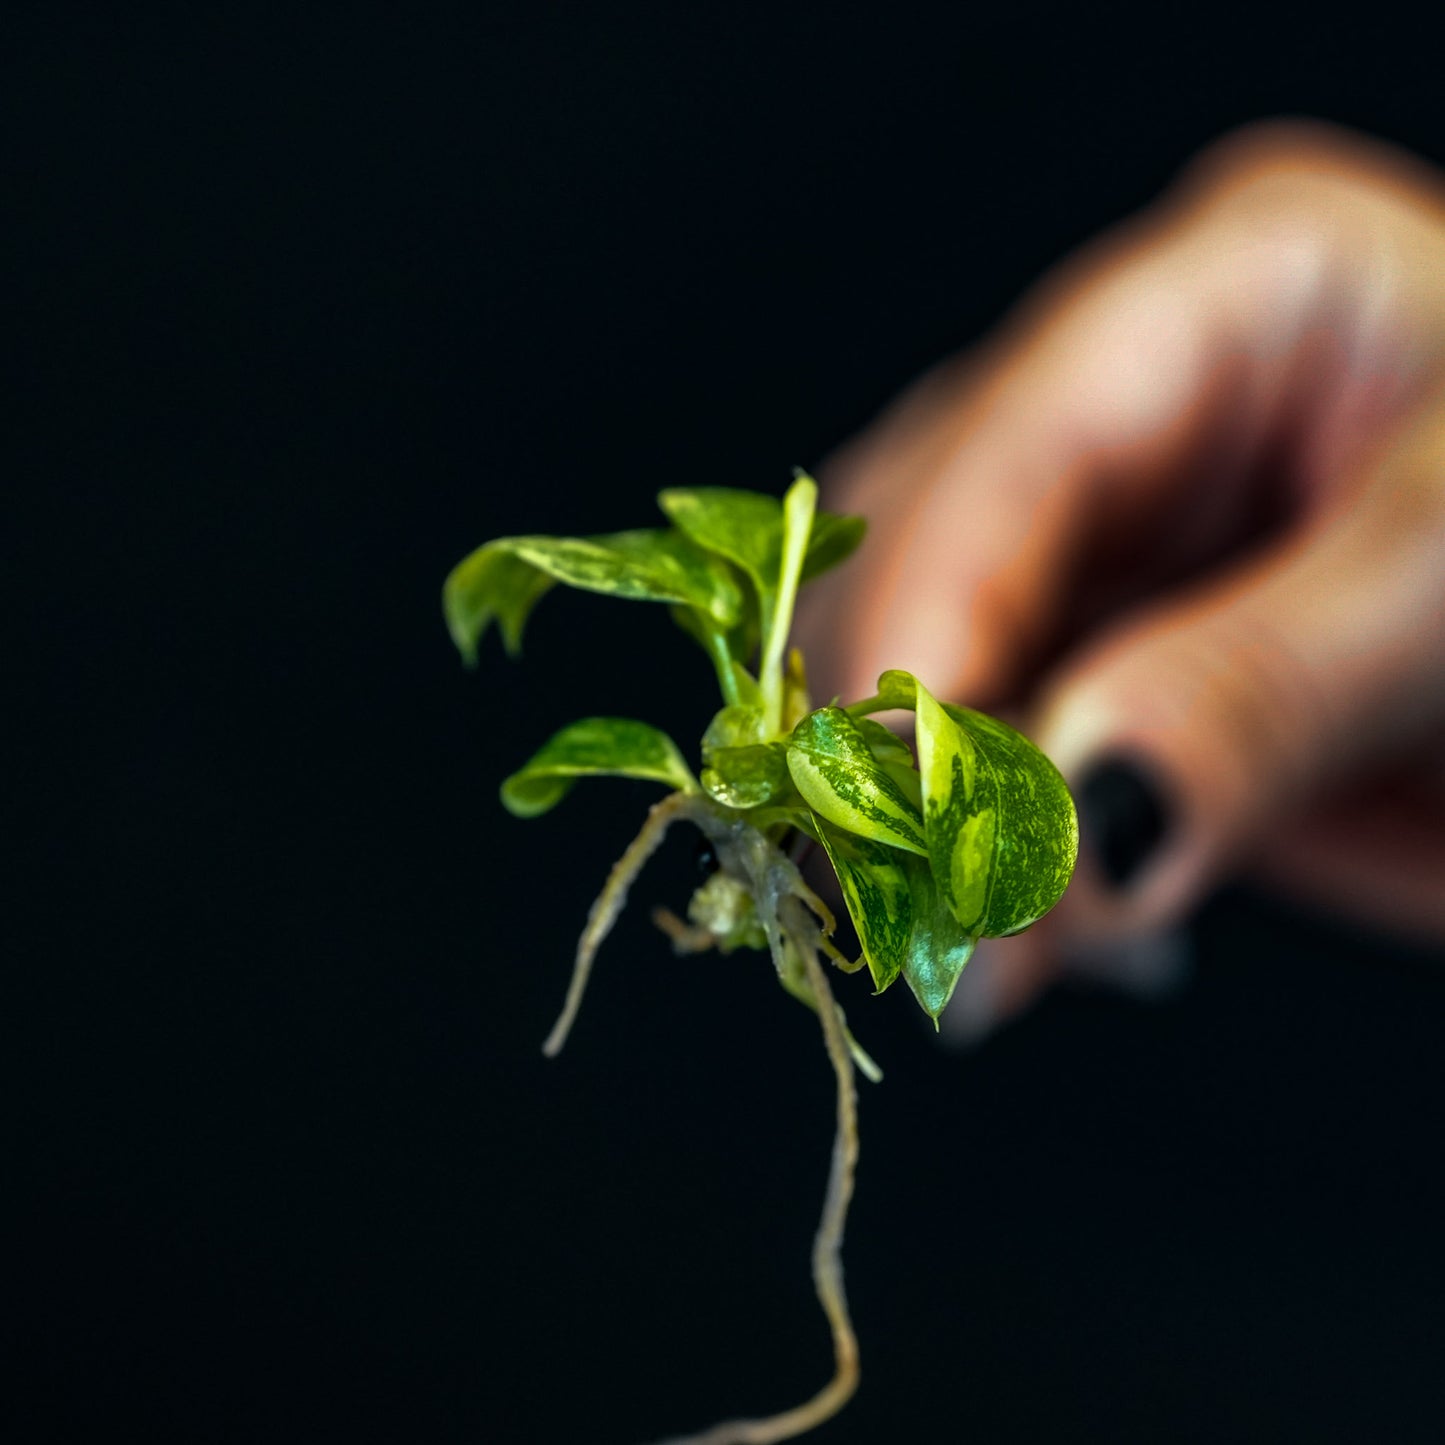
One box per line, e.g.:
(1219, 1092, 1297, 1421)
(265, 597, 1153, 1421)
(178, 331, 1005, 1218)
(786, 706, 928, 856)
(658, 487, 784, 638)
(442, 542, 557, 663)
(811, 816, 976, 1019)
(589, 530, 743, 625)
(810, 819, 913, 992)
(800, 510, 867, 583)
(910, 675, 1078, 937)
(897, 847, 978, 1021)
(702, 703, 768, 754)
(853, 717, 912, 771)
(443, 528, 742, 665)
(872, 668, 921, 711)
(658, 483, 867, 650)
(500, 718, 696, 818)
(701, 743, 793, 810)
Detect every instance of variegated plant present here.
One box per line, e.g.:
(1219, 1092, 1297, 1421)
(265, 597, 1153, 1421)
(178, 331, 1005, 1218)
(445, 473, 1077, 1445)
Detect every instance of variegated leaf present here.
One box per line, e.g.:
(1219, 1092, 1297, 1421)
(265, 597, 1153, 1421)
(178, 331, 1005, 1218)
(701, 742, 793, 810)
(812, 815, 976, 1019)
(443, 528, 741, 665)
(810, 817, 913, 992)
(910, 675, 1077, 937)
(658, 482, 866, 645)
(786, 706, 928, 856)
(897, 847, 978, 1022)
(500, 717, 696, 818)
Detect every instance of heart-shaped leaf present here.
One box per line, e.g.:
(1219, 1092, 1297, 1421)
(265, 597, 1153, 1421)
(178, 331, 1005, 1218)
(786, 706, 927, 856)
(908, 675, 1077, 937)
(500, 717, 696, 818)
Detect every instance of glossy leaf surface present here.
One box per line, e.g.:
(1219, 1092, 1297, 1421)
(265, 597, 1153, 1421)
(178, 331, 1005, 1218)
(786, 706, 927, 857)
(906, 674, 1077, 937)
(810, 819, 912, 992)
(701, 743, 793, 810)
(659, 484, 866, 640)
(659, 487, 784, 635)
(812, 816, 976, 1018)
(896, 848, 978, 1021)
(444, 528, 741, 664)
(500, 717, 695, 818)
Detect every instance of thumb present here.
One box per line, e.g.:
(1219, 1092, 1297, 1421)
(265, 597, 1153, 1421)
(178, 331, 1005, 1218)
(1032, 396, 1445, 938)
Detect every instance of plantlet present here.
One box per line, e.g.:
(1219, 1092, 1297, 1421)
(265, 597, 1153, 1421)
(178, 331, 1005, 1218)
(445, 473, 1077, 1444)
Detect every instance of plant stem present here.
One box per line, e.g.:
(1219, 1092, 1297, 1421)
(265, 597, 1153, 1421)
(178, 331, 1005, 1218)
(650, 909, 860, 1445)
(703, 628, 744, 708)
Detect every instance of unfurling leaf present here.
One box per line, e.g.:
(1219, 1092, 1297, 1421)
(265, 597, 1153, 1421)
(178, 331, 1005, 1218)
(443, 528, 742, 664)
(786, 706, 927, 856)
(500, 718, 696, 818)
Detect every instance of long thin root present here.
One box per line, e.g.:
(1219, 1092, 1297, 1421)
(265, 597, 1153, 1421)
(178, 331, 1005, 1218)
(648, 909, 861, 1445)
(542, 792, 698, 1057)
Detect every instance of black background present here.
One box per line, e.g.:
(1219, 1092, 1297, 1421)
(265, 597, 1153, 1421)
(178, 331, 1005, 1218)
(11, 6, 1445, 1443)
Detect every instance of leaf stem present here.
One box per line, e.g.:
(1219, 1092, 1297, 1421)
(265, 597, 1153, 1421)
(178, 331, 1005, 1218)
(703, 627, 744, 708)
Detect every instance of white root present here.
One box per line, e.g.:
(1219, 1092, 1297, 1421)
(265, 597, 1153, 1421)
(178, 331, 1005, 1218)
(648, 919, 861, 1445)
(541, 791, 698, 1057)
(540, 792, 867, 1444)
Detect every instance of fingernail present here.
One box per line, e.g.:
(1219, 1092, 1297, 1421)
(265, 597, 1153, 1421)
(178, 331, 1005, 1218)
(1077, 757, 1171, 889)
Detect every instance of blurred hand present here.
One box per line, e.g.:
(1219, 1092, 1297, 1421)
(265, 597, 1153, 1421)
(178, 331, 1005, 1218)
(796, 120, 1445, 1038)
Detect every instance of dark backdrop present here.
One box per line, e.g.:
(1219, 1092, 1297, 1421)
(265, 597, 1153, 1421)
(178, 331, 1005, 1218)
(11, 6, 1445, 1443)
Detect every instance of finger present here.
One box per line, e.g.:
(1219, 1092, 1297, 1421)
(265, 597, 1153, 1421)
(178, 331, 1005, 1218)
(1032, 379, 1445, 940)
(1247, 739, 1445, 940)
(798, 123, 1445, 717)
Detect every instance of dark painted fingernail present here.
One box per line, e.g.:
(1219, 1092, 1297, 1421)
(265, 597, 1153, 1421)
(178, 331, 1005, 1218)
(1077, 757, 1170, 889)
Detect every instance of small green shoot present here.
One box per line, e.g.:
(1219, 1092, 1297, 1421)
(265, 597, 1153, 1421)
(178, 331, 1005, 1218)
(445, 473, 1077, 1444)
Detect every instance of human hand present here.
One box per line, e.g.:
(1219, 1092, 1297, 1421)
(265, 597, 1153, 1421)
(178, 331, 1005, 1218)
(796, 120, 1445, 1037)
